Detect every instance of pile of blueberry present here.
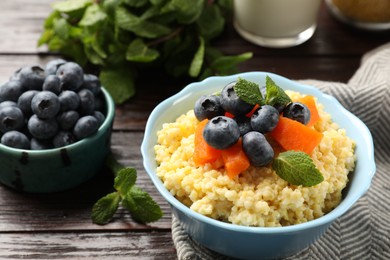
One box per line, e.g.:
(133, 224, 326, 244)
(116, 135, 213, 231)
(194, 81, 310, 167)
(0, 59, 106, 150)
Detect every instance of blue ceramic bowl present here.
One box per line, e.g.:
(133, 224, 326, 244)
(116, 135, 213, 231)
(141, 72, 376, 259)
(0, 87, 115, 193)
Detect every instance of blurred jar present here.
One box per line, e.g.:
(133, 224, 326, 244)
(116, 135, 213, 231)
(325, 0, 390, 31)
(233, 0, 322, 48)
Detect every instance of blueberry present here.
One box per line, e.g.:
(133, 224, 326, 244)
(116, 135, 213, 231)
(42, 75, 61, 95)
(0, 80, 24, 102)
(220, 82, 253, 116)
(59, 90, 80, 111)
(45, 59, 66, 75)
(17, 90, 39, 116)
(251, 105, 279, 133)
(1, 131, 30, 149)
(283, 102, 311, 125)
(73, 115, 99, 140)
(233, 116, 252, 136)
(82, 74, 101, 95)
(30, 138, 53, 150)
(57, 110, 79, 130)
(0, 101, 17, 109)
(242, 131, 274, 167)
(0, 106, 25, 133)
(194, 95, 224, 121)
(203, 116, 240, 150)
(93, 111, 105, 127)
(78, 89, 95, 115)
(53, 131, 76, 148)
(31, 91, 60, 119)
(28, 114, 58, 140)
(13, 65, 45, 90)
(56, 62, 84, 91)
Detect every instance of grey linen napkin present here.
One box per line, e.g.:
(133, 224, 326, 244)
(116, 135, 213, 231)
(171, 42, 390, 260)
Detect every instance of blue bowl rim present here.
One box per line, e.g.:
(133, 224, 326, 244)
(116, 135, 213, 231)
(141, 71, 376, 234)
(0, 87, 115, 155)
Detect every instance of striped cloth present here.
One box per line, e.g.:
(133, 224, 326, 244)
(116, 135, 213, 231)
(172, 43, 390, 260)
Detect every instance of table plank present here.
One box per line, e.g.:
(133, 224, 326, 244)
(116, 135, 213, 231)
(0, 232, 176, 259)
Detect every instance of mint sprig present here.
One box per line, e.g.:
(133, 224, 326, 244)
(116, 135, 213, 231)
(92, 156, 163, 225)
(273, 151, 324, 187)
(234, 77, 264, 105)
(265, 76, 292, 108)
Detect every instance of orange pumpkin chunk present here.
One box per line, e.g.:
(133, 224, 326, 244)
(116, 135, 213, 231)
(193, 120, 222, 166)
(221, 139, 250, 179)
(270, 116, 323, 155)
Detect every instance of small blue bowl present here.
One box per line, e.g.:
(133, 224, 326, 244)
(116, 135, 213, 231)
(141, 72, 376, 259)
(0, 87, 115, 193)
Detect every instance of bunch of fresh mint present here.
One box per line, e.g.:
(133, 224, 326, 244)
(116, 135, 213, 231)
(38, 0, 252, 104)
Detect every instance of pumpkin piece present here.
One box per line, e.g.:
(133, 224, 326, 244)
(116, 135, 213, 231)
(270, 116, 323, 155)
(193, 119, 222, 166)
(221, 139, 250, 178)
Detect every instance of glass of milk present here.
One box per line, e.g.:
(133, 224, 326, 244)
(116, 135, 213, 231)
(233, 0, 322, 48)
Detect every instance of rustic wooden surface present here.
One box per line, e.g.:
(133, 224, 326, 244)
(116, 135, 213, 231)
(0, 0, 389, 259)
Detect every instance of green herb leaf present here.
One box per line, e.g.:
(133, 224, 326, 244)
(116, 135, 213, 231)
(210, 52, 252, 72)
(113, 168, 137, 195)
(126, 39, 160, 62)
(189, 36, 205, 77)
(122, 0, 149, 8)
(161, 0, 204, 24)
(116, 7, 171, 38)
(234, 77, 264, 105)
(265, 75, 292, 108)
(79, 4, 107, 27)
(99, 67, 136, 104)
(53, 18, 69, 40)
(273, 151, 324, 187)
(122, 187, 163, 223)
(92, 192, 121, 225)
(197, 5, 225, 40)
(52, 0, 91, 13)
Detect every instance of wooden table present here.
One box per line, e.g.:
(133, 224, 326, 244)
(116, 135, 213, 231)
(0, 1, 388, 259)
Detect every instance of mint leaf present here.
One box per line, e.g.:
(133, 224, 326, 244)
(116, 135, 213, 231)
(122, 187, 163, 223)
(197, 5, 225, 40)
(234, 77, 264, 105)
(189, 36, 205, 77)
(210, 52, 252, 71)
(273, 151, 324, 187)
(52, 0, 91, 13)
(53, 18, 69, 40)
(79, 4, 107, 27)
(99, 67, 136, 104)
(161, 0, 204, 24)
(265, 76, 292, 108)
(122, 0, 149, 8)
(116, 7, 171, 38)
(113, 168, 137, 195)
(92, 192, 121, 225)
(126, 39, 160, 62)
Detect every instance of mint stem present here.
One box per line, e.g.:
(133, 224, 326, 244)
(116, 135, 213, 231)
(105, 154, 124, 177)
